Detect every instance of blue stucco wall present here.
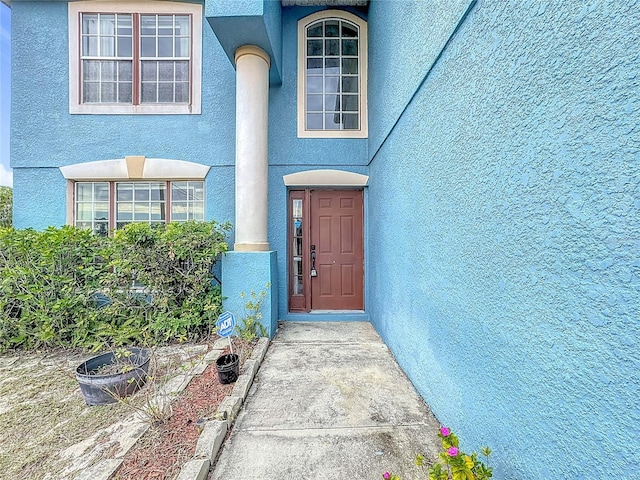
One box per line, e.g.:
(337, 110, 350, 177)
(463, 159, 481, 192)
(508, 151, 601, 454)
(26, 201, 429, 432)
(367, 1, 640, 479)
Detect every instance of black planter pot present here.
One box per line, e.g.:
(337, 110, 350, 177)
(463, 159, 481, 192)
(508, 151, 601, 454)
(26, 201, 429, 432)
(75, 347, 151, 406)
(216, 353, 239, 384)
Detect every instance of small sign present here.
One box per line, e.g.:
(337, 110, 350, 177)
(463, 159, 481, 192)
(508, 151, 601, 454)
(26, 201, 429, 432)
(294, 219, 302, 229)
(216, 311, 236, 338)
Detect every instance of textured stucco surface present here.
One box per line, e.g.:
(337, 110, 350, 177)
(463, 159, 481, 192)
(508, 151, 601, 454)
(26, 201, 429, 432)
(367, 1, 640, 478)
(10, 1, 236, 169)
(221, 251, 279, 337)
(367, 0, 473, 155)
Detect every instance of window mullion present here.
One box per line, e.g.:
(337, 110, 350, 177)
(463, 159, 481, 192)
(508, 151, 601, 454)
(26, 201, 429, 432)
(133, 13, 140, 105)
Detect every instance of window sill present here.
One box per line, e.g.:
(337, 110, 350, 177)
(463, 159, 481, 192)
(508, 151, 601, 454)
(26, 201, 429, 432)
(297, 129, 368, 139)
(69, 103, 201, 115)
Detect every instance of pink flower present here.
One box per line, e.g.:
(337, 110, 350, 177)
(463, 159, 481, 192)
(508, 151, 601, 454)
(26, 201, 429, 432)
(383, 473, 391, 479)
(440, 427, 450, 437)
(448, 446, 459, 457)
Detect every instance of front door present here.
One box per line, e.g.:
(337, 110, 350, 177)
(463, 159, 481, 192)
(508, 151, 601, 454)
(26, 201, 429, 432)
(288, 189, 364, 312)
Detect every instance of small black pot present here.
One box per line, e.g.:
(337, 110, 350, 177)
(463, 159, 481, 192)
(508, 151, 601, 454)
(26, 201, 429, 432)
(76, 347, 151, 406)
(216, 353, 239, 384)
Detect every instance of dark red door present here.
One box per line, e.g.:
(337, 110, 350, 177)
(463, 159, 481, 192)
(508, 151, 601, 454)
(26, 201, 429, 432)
(288, 189, 364, 312)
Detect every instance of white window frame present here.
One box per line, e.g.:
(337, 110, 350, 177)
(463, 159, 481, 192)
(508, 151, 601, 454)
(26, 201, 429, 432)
(297, 10, 368, 138)
(69, 1, 202, 115)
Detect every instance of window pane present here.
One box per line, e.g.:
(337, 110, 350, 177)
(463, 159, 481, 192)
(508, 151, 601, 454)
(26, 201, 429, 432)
(83, 82, 99, 103)
(158, 62, 174, 81)
(134, 187, 149, 201)
(158, 37, 173, 57)
(141, 61, 157, 81)
(101, 61, 117, 81)
(76, 183, 93, 201)
(307, 113, 323, 130)
(77, 205, 92, 222)
(119, 61, 132, 81)
(100, 36, 115, 57)
(292, 199, 303, 218)
(307, 76, 323, 94)
(158, 83, 174, 103)
(141, 37, 157, 57)
(342, 58, 358, 74)
(307, 24, 322, 37)
(175, 82, 189, 103)
(134, 203, 150, 221)
(158, 15, 173, 35)
(325, 39, 339, 56)
(141, 83, 157, 103)
(192, 182, 204, 200)
(175, 38, 190, 57)
(175, 61, 189, 81)
(83, 36, 99, 56)
(307, 40, 323, 56)
(342, 76, 358, 93)
(325, 113, 341, 130)
(175, 16, 191, 36)
(325, 58, 339, 74)
(82, 14, 99, 35)
(141, 15, 157, 35)
(191, 205, 204, 221)
(325, 20, 339, 37)
(342, 94, 358, 112)
(118, 82, 132, 103)
(307, 58, 322, 73)
(342, 39, 358, 56)
(342, 22, 357, 37)
(325, 94, 339, 112)
(117, 36, 132, 57)
(325, 76, 339, 94)
(172, 203, 188, 221)
(117, 15, 132, 36)
(150, 203, 165, 220)
(100, 15, 115, 35)
(95, 183, 109, 201)
(117, 183, 133, 201)
(151, 184, 166, 200)
(172, 183, 187, 201)
(343, 113, 359, 129)
(307, 94, 323, 111)
(83, 60, 100, 81)
(295, 237, 303, 256)
(95, 203, 109, 220)
(101, 82, 117, 102)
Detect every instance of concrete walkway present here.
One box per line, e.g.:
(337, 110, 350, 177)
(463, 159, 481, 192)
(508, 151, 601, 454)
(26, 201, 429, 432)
(210, 322, 441, 479)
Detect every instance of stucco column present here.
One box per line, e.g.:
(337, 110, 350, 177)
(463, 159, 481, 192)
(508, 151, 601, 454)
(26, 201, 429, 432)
(234, 46, 271, 251)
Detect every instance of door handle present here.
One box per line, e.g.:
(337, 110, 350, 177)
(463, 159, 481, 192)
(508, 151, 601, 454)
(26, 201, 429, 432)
(310, 245, 317, 277)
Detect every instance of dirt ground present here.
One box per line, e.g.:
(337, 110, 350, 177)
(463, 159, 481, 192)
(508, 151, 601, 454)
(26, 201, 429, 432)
(0, 342, 235, 480)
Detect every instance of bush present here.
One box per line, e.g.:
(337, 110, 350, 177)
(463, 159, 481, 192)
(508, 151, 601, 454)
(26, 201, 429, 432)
(0, 221, 230, 351)
(0, 187, 11, 228)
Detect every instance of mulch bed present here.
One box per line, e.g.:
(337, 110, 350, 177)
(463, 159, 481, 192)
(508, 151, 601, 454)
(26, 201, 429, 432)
(114, 343, 248, 480)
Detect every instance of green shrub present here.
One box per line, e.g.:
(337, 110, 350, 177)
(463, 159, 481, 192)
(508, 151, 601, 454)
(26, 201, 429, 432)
(0, 187, 11, 228)
(0, 221, 230, 351)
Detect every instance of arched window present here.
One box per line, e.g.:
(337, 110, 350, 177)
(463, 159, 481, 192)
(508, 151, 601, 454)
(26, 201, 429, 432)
(298, 10, 368, 138)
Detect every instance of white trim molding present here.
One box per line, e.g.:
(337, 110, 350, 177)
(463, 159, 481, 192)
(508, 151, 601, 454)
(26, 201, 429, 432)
(60, 157, 210, 180)
(297, 10, 368, 138)
(283, 169, 369, 186)
(68, 1, 203, 115)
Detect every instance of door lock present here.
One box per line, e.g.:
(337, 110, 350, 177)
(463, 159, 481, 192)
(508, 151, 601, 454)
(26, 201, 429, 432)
(310, 245, 317, 277)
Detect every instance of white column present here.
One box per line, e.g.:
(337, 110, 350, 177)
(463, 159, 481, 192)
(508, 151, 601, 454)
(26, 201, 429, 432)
(234, 46, 271, 251)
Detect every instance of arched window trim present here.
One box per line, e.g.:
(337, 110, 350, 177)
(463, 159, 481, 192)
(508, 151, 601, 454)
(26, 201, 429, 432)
(297, 10, 368, 139)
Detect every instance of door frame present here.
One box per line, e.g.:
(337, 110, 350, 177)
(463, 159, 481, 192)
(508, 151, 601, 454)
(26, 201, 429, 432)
(287, 188, 365, 313)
